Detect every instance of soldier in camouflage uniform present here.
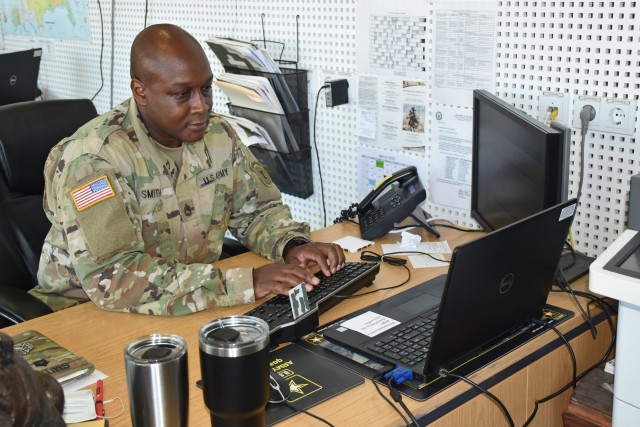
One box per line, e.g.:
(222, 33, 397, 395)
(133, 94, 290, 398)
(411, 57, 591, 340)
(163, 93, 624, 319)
(31, 24, 345, 315)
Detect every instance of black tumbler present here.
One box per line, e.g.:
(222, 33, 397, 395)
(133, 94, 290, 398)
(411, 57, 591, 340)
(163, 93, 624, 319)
(198, 316, 270, 427)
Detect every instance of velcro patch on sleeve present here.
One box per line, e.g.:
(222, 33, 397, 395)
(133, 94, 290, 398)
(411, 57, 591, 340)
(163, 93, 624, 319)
(70, 175, 115, 211)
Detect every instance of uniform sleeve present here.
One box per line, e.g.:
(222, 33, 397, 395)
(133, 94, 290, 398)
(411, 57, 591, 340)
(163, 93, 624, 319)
(51, 155, 255, 316)
(226, 142, 310, 261)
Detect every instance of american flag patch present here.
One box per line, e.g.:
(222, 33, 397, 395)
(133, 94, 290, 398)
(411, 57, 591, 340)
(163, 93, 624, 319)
(71, 176, 115, 211)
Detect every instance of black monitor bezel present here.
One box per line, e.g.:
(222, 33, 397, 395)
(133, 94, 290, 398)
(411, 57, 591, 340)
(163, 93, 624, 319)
(471, 89, 565, 231)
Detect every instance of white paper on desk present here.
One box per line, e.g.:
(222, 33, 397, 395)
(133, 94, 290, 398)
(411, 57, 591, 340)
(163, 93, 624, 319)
(339, 311, 400, 338)
(408, 254, 448, 268)
(382, 241, 451, 254)
(332, 236, 374, 253)
(62, 369, 107, 393)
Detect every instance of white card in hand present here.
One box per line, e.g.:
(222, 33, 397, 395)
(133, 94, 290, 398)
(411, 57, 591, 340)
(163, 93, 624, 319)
(288, 283, 311, 319)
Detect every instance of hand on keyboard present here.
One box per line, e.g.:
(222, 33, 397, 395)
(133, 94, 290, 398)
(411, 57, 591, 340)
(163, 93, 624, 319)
(245, 261, 380, 344)
(253, 240, 347, 299)
(283, 241, 346, 277)
(252, 263, 321, 299)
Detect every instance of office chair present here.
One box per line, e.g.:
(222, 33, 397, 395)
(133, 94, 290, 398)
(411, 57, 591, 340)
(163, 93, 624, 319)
(0, 99, 98, 325)
(0, 226, 52, 328)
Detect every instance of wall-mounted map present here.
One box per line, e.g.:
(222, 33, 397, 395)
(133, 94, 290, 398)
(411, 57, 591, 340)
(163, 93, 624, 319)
(1, 0, 90, 40)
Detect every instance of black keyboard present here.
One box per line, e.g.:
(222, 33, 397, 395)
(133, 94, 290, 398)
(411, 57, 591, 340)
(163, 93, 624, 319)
(244, 261, 380, 344)
(366, 307, 439, 368)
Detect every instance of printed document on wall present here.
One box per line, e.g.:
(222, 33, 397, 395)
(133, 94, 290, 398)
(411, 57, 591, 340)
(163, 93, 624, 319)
(432, 1, 498, 107)
(429, 105, 472, 210)
(357, 75, 428, 149)
(355, 0, 428, 80)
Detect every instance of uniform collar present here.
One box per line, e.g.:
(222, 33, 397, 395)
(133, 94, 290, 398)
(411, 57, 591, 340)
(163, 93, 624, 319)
(128, 98, 208, 182)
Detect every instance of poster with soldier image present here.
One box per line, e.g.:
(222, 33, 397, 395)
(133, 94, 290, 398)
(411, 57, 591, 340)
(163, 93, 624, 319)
(402, 104, 426, 133)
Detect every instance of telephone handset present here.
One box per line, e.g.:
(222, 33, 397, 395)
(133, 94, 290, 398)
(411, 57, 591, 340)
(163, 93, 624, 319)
(358, 166, 440, 240)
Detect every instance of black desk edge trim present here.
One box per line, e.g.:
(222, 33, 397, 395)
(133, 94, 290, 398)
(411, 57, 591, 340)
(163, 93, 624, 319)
(417, 310, 611, 425)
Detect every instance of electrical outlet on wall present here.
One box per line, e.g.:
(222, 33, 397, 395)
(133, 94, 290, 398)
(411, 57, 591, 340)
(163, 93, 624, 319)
(573, 95, 602, 131)
(572, 95, 637, 136)
(538, 91, 571, 126)
(600, 97, 637, 135)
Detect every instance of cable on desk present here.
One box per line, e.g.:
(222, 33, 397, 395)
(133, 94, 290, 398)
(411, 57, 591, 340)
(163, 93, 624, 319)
(387, 378, 420, 427)
(284, 402, 336, 427)
(555, 268, 597, 338)
(362, 250, 450, 265)
(330, 250, 411, 299)
(371, 375, 413, 426)
(335, 249, 449, 298)
(438, 369, 515, 427)
(522, 293, 617, 426)
(531, 318, 577, 389)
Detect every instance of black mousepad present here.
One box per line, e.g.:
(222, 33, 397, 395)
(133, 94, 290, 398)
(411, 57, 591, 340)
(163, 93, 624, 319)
(266, 343, 364, 426)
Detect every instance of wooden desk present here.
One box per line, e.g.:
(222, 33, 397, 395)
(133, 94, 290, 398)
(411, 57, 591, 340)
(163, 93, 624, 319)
(1, 222, 613, 426)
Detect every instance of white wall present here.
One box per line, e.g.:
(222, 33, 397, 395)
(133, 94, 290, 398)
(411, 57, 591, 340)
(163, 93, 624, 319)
(2, 0, 638, 257)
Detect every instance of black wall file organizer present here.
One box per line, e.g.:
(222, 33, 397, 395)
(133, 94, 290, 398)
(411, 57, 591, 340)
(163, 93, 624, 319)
(225, 66, 312, 199)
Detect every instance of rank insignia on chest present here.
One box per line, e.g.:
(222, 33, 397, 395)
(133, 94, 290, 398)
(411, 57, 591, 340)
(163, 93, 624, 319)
(70, 175, 115, 211)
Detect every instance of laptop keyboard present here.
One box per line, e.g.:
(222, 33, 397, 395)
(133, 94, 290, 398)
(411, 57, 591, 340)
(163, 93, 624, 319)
(244, 261, 380, 344)
(366, 308, 439, 367)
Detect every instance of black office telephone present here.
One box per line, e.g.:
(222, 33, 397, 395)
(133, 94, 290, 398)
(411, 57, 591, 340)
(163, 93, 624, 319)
(358, 166, 440, 240)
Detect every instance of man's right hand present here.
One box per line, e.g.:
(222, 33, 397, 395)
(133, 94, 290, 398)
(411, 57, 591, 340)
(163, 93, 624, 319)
(252, 264, 321, 299)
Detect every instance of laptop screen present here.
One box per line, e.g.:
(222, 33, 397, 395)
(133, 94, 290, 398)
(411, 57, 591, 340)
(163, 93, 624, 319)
(0, 48, 42, 106)
(425, 199, 577, 372)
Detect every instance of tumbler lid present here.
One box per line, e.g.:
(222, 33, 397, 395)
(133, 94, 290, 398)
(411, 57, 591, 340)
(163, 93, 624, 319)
(199, 316, 269, 357)
(125, 334, 187, 364)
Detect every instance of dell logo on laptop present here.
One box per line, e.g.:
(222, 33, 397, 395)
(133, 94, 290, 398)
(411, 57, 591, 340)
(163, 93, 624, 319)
(499, 273, 515, 294)
(9, 74, 18, 86)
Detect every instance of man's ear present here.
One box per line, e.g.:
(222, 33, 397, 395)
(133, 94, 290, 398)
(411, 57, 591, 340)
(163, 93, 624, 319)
(131, 79, 147, 105)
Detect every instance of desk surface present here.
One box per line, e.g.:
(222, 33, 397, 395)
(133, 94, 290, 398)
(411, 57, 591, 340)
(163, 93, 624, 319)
(1, 222, 613, 426)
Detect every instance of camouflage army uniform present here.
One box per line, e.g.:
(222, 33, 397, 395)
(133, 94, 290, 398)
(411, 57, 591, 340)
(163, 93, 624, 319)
(31, 98, 310, 315)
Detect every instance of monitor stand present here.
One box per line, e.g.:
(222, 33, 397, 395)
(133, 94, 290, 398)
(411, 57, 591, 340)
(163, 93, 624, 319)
(558, 250, 594, 283)
(408, 206, 441, 238)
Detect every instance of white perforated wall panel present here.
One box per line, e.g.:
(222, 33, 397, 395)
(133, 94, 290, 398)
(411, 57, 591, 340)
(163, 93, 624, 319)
(2, 0, 638, 257)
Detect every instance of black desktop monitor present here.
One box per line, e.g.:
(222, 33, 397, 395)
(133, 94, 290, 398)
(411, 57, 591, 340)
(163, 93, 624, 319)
(0, 48, 42, 106)
(471, 89, 567, 231)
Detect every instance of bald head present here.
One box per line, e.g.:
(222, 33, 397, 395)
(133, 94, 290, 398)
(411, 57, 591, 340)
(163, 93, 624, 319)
(130, 23, 207, 84)
(129, 23, 214, 147)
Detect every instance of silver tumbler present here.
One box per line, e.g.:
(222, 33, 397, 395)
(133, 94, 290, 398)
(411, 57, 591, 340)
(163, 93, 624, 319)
(199, 316, 270, 427)
(124, 334, 188, 427)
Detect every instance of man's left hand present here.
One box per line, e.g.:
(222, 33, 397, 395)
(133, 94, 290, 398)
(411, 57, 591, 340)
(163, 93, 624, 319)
(283, 242, 346, 277)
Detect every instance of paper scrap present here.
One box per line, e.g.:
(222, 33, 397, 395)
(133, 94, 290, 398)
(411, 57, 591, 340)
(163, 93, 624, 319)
(400, 231, 421, 249)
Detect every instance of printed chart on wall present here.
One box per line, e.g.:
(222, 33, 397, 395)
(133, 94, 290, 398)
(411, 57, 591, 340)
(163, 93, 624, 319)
(432, 0, 498, 108)
(357, 146, 428, 210)
(355, 0, 429, 79)
(429, 105, 472, 210)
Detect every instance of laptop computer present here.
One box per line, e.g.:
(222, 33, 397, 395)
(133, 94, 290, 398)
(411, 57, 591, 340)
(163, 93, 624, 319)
(0, 48, 42, 106)
(323, 199, 578, 381)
